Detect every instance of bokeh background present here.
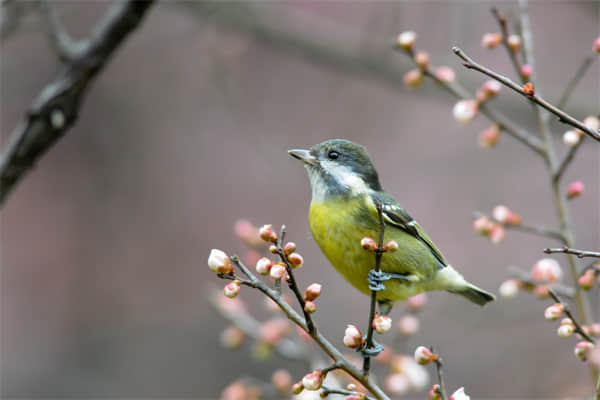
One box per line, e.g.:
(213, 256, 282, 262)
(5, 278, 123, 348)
(1, 1, 598, 398)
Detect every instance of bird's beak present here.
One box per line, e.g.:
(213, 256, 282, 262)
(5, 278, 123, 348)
(288, 149, 318, 166)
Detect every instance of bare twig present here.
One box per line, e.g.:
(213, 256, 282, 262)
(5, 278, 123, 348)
(556, 56, 595, 112)
(544, 247, 600, 259)
(452, 47, 600, 141)
(321, 385, 374, 400)
(0, 0, 155, 205)
(432, 347, 447, 400)
(507, 266, 576, 298)
(491, 7, 524, 83)
(473, 211, 565, 242)
(40, 0, 87, 61)
(553, 138, 585, 183)
(548, 289, 595, 344)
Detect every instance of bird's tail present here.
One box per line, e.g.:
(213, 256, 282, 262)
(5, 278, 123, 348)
(448, 284, 495, 306)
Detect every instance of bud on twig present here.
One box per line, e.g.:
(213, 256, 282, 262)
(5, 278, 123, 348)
(453, 100, 478, 125)
(435, 66, 456, 83)
(562, 130, 582, 147)
(304, 283, 322, 301)
(302, 370, 323, 391)
(578, 269, 595, 290)
(520, 64, 532, 80)
(259, 224, 278, 242)
(283, 242, 296, 255)
(384, 240, 399, 253)
(499, 279, 521, 298)
(414, 51, 430, 69)
(481, 32, 502, 49)
(531, 258, 563, 283)
(288, 253, 304, 268)
(507, 34, 521, 52)
(304, 301, 317, 314)
(208, 249, 233, 274)
(343, 325, 363, 349)
(270, 263, 286, 279)
(566, 181, 584, 199)
(224, 280, 241, 298)
(373, 314, 392, 334)
(361, 237, 378, 251)
(522, 82, 535, 96)
(404, 69, 424, 88)
(558, 318, 575, 338)
(414, 346, 437, 365)
(544, 303, 564, 321)
(396, 31, 417, 51)
(255, 257, 273, 275)
(574, 341, 595, 362)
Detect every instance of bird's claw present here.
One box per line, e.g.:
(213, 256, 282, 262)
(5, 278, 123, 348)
(368, 269, 391, 291)
(359, 340, 384, 357)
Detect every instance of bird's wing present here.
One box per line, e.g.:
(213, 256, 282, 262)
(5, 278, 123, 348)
(370, 192, 448, 267)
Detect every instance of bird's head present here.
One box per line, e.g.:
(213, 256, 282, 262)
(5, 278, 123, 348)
(288, 139, 382, 201)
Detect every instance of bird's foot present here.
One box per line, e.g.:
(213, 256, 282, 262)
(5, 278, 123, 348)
(359, 340, 385, 357)
(368, 269, 413, 291)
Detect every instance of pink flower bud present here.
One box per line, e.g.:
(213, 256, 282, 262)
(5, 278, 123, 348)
(343, 325, 363, 349)
(479, 127, 500, 148)
(449, 387, 470, 400)
(292, 382, 304, 395)
(492, 205, 512, 224)
(472, 216, 494, 235)
(272, 369, 292, 394)
(224, 280, 241, 298)
(453, 100, 478, 125)
(384, 240, 399, 253)
(507, 34, 521, 52)
(288, 252, 304, 268)
(208, 249, 233, 274)
(361, 237, 378, 251)
(505, 212, 522, 226)
(414, 346, 436, 365)
(482, 80, 502, 97)
(575, 341, 595, 361)
(304, 300, 317, 314)
(534, 285, 550, 299)
(221, 326, 245, 349)
(594, 37, 600, 53)
(523, 82, 535, 96)
(268, 244, 278, 254)
(283, 242, 296, 255)
(404, 69, 424, 88)
(499, 279, 521, 298)
(255, 257, 273, 275)
(558, 318, 575, 338)
(397, 314, 420, 336)
(481, 32, 503, 48)
(583, 115, 599, 131)
(544, 303, 564, 321)
(414, 51, 430, 69)
(373, 314, 392, 334)
(531, 258, 563, 283)
(589, 323, 600, 337)
(562, 130, 582, 147)
(396, 31, 417, 51)
(566, 181, 584, 199)
(259, 224, 278, 242)
(578, 269, 595, 290)
(221, 381, 247, 400)
(429, 384, 442, 400)
(304, 283, 322, 301)
(435, 66, 456, 83)
(270, 263, 286, 279)
(520, 64, 532, 80)
(302, 370, 323, 391)
(345, 394, 366, 400)
(407, 293, 427, 311)
(489, 225, 505, 244)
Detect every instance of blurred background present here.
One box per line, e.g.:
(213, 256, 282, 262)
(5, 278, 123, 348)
(1, 1, 598, 398)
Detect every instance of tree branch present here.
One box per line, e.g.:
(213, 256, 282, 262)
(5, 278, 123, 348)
(544, 247, 600, 259)
(472, 211, 565, 242)
(548, 289, 595, 344)
(0, 0, 155, 206)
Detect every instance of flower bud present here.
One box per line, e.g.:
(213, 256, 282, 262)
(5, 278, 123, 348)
(492, 205, 512, 224)
(558, 318, 575, 338)
(414, 346, 436, 365)
(481, 32, 502, 48)
(304, 283, 322, 301)
(505, 212, 522, 226)
(588, 323, 600, 337)
(269, 244, 278, 254)
(449, 387, 470, 400)
(288, 253, 303, 268)
(302, 370, 323, 391)
(523, 82, 535, 95)
(407, 293, 427, 311)
(272, 369, 292, 394)
(345, 394, 366, 400)
(255, 257, 273, 275)
(384, 240, 399, 253)
(343, 325, 363, 349)
(304, 300, 317, 314)
(360, 237, 378, 251)
(594, 37, 600, 53)
(562, 130, 582, 147)
(224, 280, 241, 298)
(429, 384, 442, 400)
(578, 269, 595, 290)
(489, 225, 505, 244)
(583, 115, 599, 131)
(404, 69, 424, 88)
(472, 216, 494, 235)
(396, 31, 417, 51)
(499, 279, 521, 298)
(544, 303, 564, 321)
(480, 80, 502, 99)
(414, 51, 430, 69)
(435, 66, 456, 83)
(283, 242, 296, 255)
(533, 285, 549, 299)
(575, 341, 595, 362)
(292, 382, 304, 395)
(373, 314, 392, 334)
(397, 314, 420, 336)
(221, 326, 245, 349)
(566, 181, 584, 199)
(531, 258, 562, 283)
(270, 263, 286, 279)
(453, 100, 478, 125)
(259, 224, 278, 242)
(520, 64, 532, 80)
(507, 34, 521, 52)
(479, 127, 500, 148)
(208, 249, 233, 274)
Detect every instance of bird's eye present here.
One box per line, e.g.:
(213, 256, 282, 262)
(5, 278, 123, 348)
(327, 150, 339, 160)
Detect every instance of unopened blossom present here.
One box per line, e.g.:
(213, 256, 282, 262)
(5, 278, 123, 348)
(489, 225, 505, 244)
(453, 100, 478, 125)
(583, 115, 599, 131)
(558, 318, 575, 338)
(304, 283, 322, 301)
(544, 303, 564, 321)
(429, 384, 442, 400)
(472, 216, 494, 235)
(288, 252, 303, 268)
(588, 323, 600, 337)
(271, 369, 292, 394)
(255, 257, 273, 275)
(396, 31, 417, 51)
(594, 37, 600, 53)
(566, 181, 584, 199)
(523, 82, 535, 96)
(345, 393, 366, 400)
(259, 224, 278, 242)
(531, 258, 562, 283)
(575, 341, 595, 362)
(221, 326, 245, 349)
(499, 279, 521, 298)
(563, 130, 582, 147)
(385, 373, 411, 396)
(404, 69, 424, 88)
(302, 370, 323, 391)
(384, 240, 399, 253)
(373, 314, 392, 334)
(534, 285, 550, 299)
(507, 34, 521, 52)
(414, 51, 430, 69)
(449, 387, 471, 400)
(414, 346, 436, 365)
(479, 127, 500, 148)
(283, 242, 296, 255)
(224, 280, 241, 298)
(492, 205, 512, 224)
(435, 66, 456, 83)
(343, 325, 363, 349)
(291, 382, 304, 395)
(360, 237, 377, 251)
(477, 80, 501, 102)
(304, 300, 317, 314)
(578, 269, 595, 290)
(520, 64, 532, 79)
(270, 263, 286, 279)
(397, 314, 420, 336)
(208, 249, 233, 274)
(407, 293, 427, 311)
(481, 32, 502, 48)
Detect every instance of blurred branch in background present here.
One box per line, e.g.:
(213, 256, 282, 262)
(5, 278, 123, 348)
(0, 0, 154, 205)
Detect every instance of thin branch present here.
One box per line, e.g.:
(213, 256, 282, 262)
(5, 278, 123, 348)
(556, 56, 595, 112)
(544, 247, 600, 259)
(452, 46, 600, 142)
(548, 289, 596, 344)
(0, 0, 155, 206)
(491, 7, 525, 83)
(40, 0, 87, 61)
(431, 347, 447, 400)
(507, 266, 576, 298)
(472, 211, 565, 242)
(553, 138, 585, 183)
(321, 386, 374, 400)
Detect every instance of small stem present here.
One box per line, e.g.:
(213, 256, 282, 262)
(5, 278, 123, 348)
(321, 386, 374, 400)
(507, 266, 575, 298)
(548, 289, 595, 344)
(556, 56, 595, 112)
(432, 347, 447, 400)
(491, 7, 525, 83)
(473, 211, 565, 242)
(544, 247, 600, 259)
(553, 138, 585, 183)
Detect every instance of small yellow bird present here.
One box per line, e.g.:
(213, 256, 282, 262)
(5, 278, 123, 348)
(289, 139, 494, 315)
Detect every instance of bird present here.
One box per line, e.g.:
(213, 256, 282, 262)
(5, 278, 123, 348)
(288, 139, 494, 316)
